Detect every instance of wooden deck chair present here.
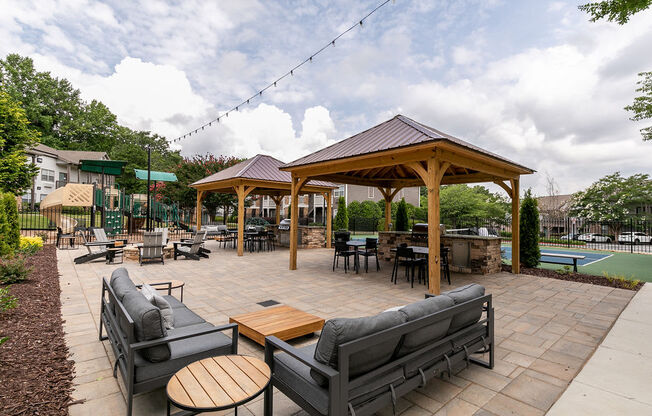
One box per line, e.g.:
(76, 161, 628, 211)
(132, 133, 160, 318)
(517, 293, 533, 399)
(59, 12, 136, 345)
(138, 232, 165, 266)
(174, 231, 206, 260)
(154, 227, 169, 244)
(74, 230, 109, 264)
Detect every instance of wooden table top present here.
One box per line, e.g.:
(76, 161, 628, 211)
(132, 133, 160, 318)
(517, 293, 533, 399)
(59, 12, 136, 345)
(167, 355, 270, 411)
(229, 305, 325, 346)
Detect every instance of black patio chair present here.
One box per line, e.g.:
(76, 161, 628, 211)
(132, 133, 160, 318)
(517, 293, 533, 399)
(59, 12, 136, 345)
(358, 238, 380, 272)
(333, 241, 356, 273)
(334, 231, 351, 242)
(391, 246, 426, 288)
(441, 247, 451, 285)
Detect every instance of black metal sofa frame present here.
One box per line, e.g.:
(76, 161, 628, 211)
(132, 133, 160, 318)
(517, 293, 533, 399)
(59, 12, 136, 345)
(264, 293, 493, 416)
(99, 275, 239, 416)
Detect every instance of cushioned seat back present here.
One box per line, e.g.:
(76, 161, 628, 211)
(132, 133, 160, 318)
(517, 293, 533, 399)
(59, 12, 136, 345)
(121, 290, 170, 362)
(108, 267, 138, 315)
(442, 284, 485, 333)
(396, 295, 454, 357)
(311, 311, 406, 386)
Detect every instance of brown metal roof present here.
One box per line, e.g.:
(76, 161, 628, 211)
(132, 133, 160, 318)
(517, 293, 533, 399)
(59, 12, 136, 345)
(191, 154, 336, 188)
(282, 115, 533, 172)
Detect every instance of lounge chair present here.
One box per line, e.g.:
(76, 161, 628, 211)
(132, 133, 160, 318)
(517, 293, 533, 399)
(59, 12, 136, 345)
(93, 227, 127, 246)
(74, 228, 128, 264)
(138, 232, 164, 266)
(154, 227, 169, 244)
(174, 231, 205, 260)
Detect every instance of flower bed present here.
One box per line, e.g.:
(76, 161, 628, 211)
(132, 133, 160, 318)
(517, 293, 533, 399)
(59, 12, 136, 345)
(0, 245, 74, 415)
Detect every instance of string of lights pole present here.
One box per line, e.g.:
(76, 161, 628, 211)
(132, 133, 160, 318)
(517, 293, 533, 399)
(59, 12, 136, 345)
(171, 0, 394, 143)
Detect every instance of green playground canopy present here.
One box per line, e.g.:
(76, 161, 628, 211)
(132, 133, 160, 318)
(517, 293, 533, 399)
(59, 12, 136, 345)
(80, 159, 128, 175)
(134, 169, 178, 182)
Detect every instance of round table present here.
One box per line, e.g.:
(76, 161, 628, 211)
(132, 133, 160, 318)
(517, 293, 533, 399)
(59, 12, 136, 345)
(166, 355, 270, 415)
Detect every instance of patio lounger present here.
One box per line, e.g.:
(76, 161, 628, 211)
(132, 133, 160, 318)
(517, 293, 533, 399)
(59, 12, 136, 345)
(153, 227, 169, 244)
(264, 284, 493, 416)
(99, 268, 238, 416)
(174, 231, 205, 260)
(138, 232, 165, 266)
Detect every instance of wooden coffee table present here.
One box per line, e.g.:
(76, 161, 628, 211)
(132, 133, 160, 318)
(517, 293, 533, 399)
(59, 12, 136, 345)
(166, 355, 270, 415)
(229, 305, 325, 346)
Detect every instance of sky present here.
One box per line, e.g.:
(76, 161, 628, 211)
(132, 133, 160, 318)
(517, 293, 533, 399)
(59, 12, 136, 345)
(1, 0, 651, 195)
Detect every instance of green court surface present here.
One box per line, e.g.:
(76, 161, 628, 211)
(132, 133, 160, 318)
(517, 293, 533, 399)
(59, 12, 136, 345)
(502, 244, 652, 282)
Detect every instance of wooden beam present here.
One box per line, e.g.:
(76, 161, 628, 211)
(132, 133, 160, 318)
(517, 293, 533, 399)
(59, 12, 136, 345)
(273, 196, 282, 225)
(511, 178, 520, 274)
(493, 180, 513, 199)
(196, 190, 204, 230)
(234, 185, 256, 256)
(436, 147, 521, 179)
(426, 158, 442, 295)
(289, 175, 309, 270)
(441, 173, 497, 185)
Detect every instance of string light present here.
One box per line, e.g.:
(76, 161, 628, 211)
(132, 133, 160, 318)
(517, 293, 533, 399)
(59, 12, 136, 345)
(172, 0, 393, 143)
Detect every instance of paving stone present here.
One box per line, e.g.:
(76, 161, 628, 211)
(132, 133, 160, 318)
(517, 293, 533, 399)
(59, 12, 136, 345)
(483, 393, 544, 416)
(458, 384, 497, 407)
(434, 398, 479, 416)
(501, 373, 564, 410)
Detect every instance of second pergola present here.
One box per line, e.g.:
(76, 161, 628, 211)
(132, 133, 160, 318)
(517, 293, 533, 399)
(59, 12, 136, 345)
(281, 115, 535, 294)
(190, 154, 337, 256)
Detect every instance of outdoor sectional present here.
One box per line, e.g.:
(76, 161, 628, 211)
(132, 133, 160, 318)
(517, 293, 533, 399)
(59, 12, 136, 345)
(264, 284, 493, 416)
(99, 268, 238, 416)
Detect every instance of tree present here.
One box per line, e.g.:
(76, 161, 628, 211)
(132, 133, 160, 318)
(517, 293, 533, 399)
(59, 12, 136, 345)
(158, 154, 243, 221)
(2, 193, 20, 253)
(439, 184, 509, 227)
(0, 193, 12, 257)
(578, 0, 651, 24)
(579, 1, 651, 141)
(0, 91, 39, 194)
(569, 172, 652, 221)
(347, 200, 382, 219)
(624, 72, 652, 141)
(395, 198, 409, 231)
(519, 189, 540, 268)
(333, 196, 348, 230)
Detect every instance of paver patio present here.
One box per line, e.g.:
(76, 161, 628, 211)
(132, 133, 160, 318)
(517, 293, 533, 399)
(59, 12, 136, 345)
(58, 241, 635, 416)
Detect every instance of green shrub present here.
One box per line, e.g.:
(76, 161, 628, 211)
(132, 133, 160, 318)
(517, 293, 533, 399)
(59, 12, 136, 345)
(395, 198, 409, 231)
(0, 256, 31, 284)
(0, 337, 8, 347)
(334, 197, 348, 230)
(35, 231, 49, 243)
(0, 195, 10, 257)
(0, 286, 18, 312)
(18, 236, 43, 256)
(519, 189, 540, 268)
(2, 193, 20, 252)
(245, 217, 269, 227)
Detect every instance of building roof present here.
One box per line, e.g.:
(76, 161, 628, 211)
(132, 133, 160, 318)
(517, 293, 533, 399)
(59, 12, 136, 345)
(134, 169, 178, 182)
(191, 154, 336, 188)
(28, 144, 109, 165)
(283, 114, 533, 172)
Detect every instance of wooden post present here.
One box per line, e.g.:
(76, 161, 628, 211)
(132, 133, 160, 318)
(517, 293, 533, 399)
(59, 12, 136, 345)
(511, 177, 520, 274)
(325, 191, 332, 248)
(385, 197, 392, 231)
(426, 159, 442, 295)
(196, 190, 204, 230)
(235, 185, 256, 256)
(273, 196, 282, 225)
(289, 175, 308, 270)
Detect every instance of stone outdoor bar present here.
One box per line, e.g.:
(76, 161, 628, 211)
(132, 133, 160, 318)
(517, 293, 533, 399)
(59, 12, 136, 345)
(377, 231, 502, 274)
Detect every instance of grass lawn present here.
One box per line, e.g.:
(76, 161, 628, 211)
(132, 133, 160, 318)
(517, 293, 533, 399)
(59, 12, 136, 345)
(19, 213, 52, 229)
(502, 244, 652, 282)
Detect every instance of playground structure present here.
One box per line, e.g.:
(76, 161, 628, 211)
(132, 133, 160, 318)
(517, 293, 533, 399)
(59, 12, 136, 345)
(39, 183, 94, 234)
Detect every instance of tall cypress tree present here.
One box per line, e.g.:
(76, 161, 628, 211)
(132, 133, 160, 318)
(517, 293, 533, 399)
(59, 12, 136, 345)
(334, 196, 348, 230)
(395, 198, 409, 232)
(519, 189, 540, 268)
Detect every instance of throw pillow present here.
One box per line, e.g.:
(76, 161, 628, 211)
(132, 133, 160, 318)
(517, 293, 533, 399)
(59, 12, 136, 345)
(141, 284, 174, 329)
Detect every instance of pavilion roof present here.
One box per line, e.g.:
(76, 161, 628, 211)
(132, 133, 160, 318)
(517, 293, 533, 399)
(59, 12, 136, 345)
(283, 115, 533, 173)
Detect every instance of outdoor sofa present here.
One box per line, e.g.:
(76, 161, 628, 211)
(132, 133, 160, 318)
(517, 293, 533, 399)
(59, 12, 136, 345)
(264, 284, 493, 416)
(99, 268, 238, 416)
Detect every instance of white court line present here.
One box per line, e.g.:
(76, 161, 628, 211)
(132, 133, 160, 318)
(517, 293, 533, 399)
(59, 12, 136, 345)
(582, 254, 613, 267)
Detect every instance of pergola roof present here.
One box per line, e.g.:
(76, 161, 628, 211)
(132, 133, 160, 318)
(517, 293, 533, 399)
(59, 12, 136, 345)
(281, 115, 534, 188)
(190, 154, 337, 195)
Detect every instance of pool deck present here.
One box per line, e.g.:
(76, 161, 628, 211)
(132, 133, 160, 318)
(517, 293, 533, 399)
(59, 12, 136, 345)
(58, 240, 639, 416)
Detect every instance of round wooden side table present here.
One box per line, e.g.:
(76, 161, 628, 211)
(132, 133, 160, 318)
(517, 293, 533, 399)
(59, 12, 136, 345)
(166, 355, 270, 416)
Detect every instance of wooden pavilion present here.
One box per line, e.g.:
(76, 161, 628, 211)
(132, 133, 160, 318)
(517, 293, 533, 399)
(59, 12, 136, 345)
(281, 115, 535, 294)
(190, 154, 337, 256)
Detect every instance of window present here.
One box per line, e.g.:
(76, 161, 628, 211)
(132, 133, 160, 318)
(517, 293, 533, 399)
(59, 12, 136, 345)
(367, 187, 374, 198)
(41, 168, 55, 182)
(40, 193, 48, 201)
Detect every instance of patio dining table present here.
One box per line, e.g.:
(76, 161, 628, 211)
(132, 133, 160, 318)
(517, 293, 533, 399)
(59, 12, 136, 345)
(346, 240, 367, 274)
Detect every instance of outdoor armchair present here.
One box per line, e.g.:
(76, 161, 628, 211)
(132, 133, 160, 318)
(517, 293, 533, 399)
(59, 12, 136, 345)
(138, 231, 164, 266)
(174, 230, 206, 260)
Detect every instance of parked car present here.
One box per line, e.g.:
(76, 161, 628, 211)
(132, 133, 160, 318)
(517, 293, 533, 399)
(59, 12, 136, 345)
(618, 232, 652, 245)
(578, 233, 612, 243)
(560, 233, 581, 241)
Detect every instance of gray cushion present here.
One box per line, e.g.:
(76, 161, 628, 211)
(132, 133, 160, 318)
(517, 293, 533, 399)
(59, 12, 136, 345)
(133, 323, 232, 383)
(275, 344, 405, 415)
(110, 267, 137, 301)
(141, 284, 174, 330)
(172, 307, 206, 328)
(442, 284, 485, 333)
(161, 295, 185, 309)
(396, 295, 454, 356)
(311, 311, 406, 386)
(122, 291, 170, 362)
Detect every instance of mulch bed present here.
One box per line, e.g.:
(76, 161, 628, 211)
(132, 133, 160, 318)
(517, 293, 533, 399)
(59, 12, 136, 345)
(0, 245, 74, 415)
(502, 263, 644, 291)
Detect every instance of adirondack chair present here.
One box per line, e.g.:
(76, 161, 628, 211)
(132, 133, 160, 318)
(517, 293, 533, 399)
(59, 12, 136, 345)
(138, 232, 165, 266)
(92, 227, 128, 246)
(173, 231, 206, 260)
(74, 228, 128, 264)
(154, 227, 169, 244)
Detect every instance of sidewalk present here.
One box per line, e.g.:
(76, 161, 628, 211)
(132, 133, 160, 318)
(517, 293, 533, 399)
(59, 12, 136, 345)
(547, 283, 652, 415)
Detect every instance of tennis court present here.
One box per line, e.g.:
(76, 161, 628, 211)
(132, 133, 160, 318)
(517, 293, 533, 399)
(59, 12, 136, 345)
(501, 244, 652, 282)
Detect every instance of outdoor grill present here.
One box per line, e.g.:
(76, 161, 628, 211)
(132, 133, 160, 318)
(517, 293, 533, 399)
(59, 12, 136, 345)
(411, 223, 428, 245)
(278, 218, 291, 231)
